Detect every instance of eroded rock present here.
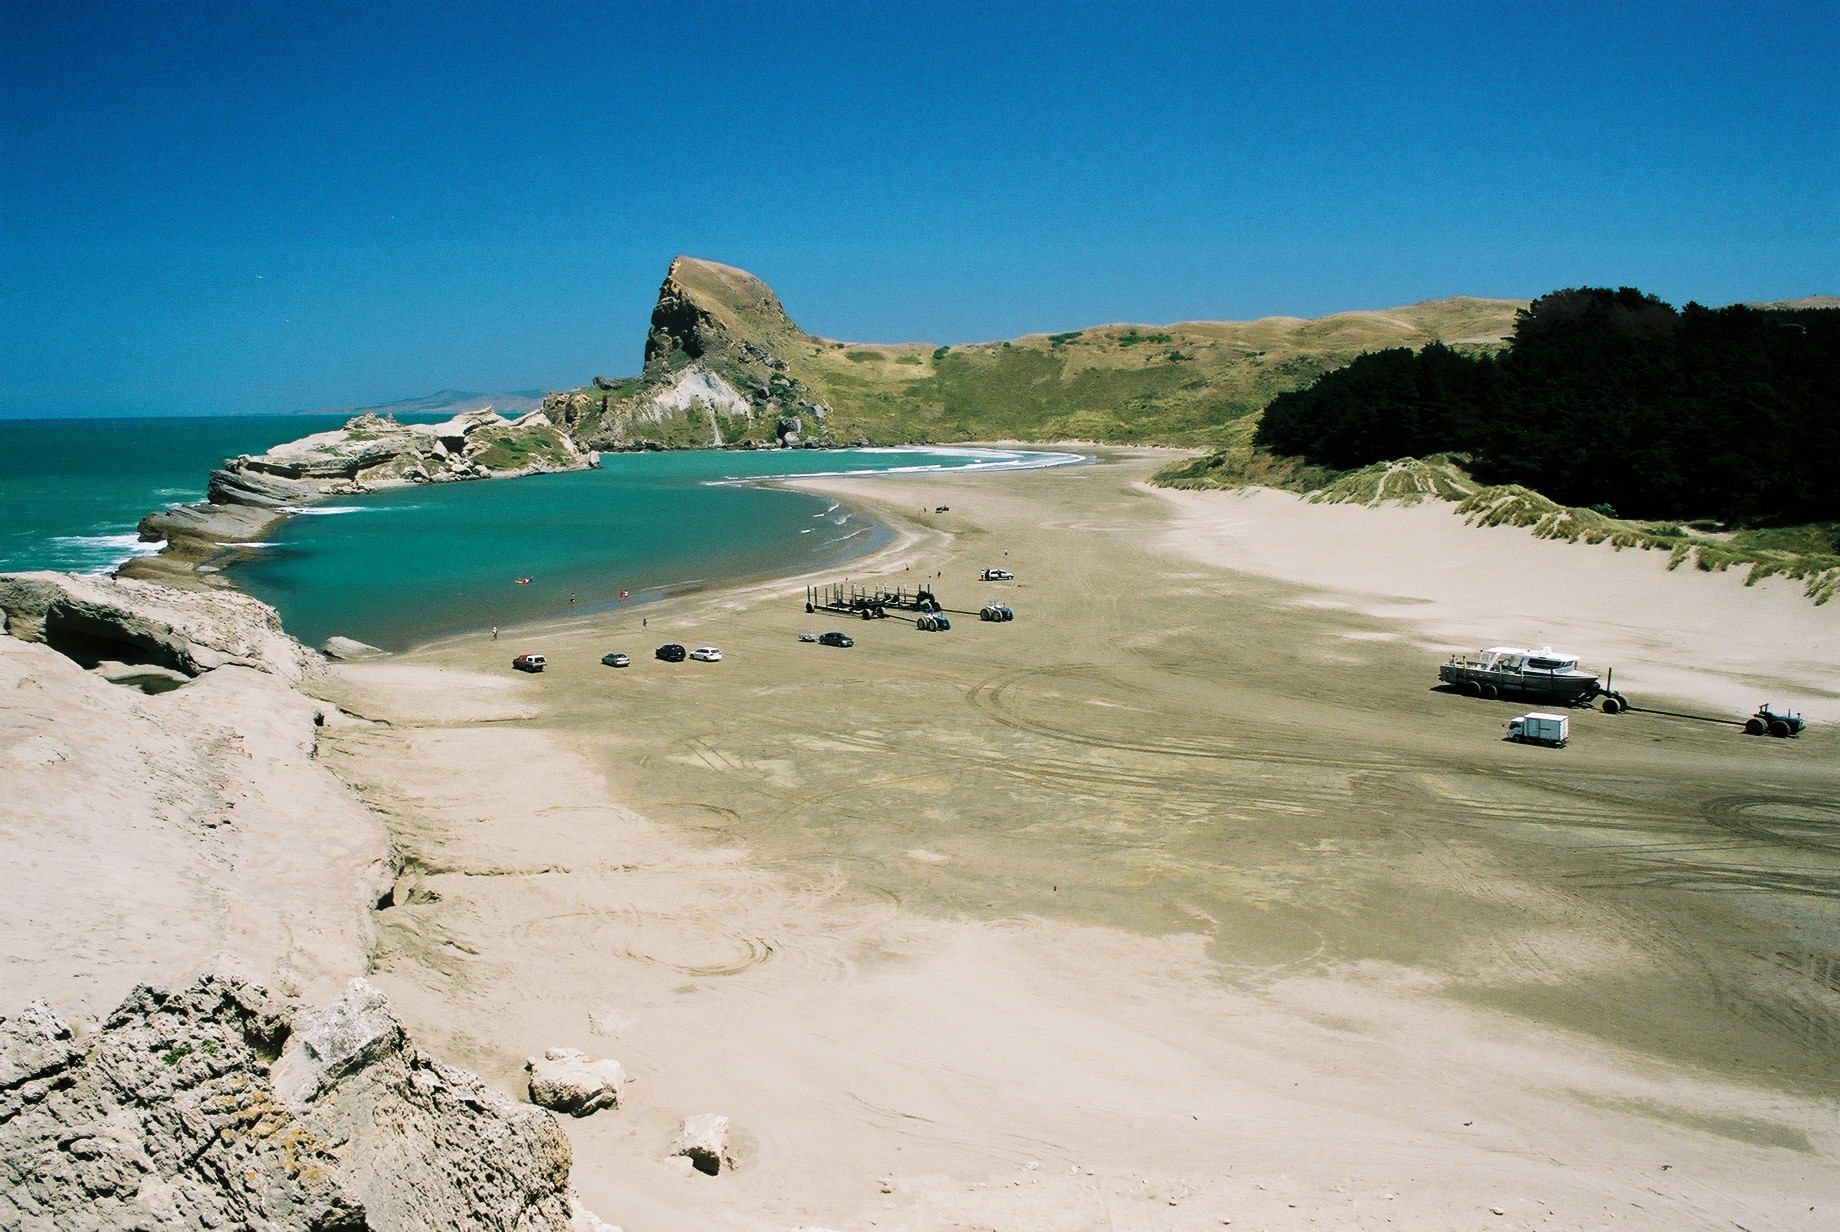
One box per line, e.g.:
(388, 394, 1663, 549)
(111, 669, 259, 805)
(0, 975, 583, 1231)
(672, 1112, 735, 1176)
(0, 570, 307, 680)
(526, 1047, 627, 1117)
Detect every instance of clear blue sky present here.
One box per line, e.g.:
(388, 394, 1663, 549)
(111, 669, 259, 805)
(3, 1, 1834, 418)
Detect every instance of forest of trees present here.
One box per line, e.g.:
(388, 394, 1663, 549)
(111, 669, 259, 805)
(1253, 288, 1840, 523)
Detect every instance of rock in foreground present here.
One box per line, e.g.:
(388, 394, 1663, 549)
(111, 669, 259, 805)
(526, 1048, 628, 1117)
(0, 976, 580, 1231)
(672, 1113, 736, 1176)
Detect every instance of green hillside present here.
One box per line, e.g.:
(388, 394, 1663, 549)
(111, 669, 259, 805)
(545, 257, 1525, 451)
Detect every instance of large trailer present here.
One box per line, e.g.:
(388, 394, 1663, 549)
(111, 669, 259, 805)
(805, 581, 940, 620)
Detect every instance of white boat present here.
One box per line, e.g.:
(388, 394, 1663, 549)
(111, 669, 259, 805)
(1438, 645, 1621, 709)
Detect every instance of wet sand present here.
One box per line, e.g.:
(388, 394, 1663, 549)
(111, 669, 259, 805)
(315, 449, 1839, 1231)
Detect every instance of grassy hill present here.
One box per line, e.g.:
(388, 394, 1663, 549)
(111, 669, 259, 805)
(547, 257, 1525, 451)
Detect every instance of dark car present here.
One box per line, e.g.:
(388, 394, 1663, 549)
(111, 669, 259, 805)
(654, 643, 686, 662)
(601, 652, 630, 667)
(818, 631, 854, 648)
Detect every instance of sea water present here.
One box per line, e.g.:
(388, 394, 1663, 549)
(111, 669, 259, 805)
(0, 414, 440, 575)
(0, 415, 1081, 650)
(228, 448, 1081, 649)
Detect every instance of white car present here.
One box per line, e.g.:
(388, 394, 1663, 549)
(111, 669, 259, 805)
(689, 646, 723, 662)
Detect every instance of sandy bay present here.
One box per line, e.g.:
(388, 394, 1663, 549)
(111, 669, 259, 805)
(291, 448, 1840, 1230)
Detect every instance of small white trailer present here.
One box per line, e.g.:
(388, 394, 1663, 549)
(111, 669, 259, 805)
(1507, 712, 1569, 748)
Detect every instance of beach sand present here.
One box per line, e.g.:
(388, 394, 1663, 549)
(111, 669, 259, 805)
(313, 450, 1839, 1231)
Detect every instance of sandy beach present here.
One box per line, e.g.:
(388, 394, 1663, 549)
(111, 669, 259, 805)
(310, 449, 1839, 1231)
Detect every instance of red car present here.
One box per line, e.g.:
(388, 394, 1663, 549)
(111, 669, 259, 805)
(512, 653, 546, 672)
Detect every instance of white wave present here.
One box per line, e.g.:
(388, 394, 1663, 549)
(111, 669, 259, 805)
(821, 527, 871, 546)
(46, 533, 165, 575)
(50, 532, 156, 551)
(286, 505, 371, 516)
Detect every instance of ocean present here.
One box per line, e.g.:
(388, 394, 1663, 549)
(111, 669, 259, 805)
(0, 415, 1082, 649)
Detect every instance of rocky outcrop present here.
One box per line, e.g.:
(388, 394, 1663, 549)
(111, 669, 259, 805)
(0, 570, 308, 681)
(121, 410, 595, 587)
(0, 976, 584, 1231)
(322, 636, 387, 661)
(671, 1113, 735, 1176)
(0, 572, 394, 1024)
(643, 257, 798, 370)
(231, 410, 588, 488)
(562, 256, 836, 452)
(525, 1049, 627, 1117)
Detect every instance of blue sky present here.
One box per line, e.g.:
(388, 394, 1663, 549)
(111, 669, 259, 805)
(2, 1, 1834, 418)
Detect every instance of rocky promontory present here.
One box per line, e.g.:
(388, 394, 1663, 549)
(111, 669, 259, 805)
(123, 408, 595, 586)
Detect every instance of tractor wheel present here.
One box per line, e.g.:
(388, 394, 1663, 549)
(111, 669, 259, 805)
(1770, 720, 1790, 738)
(1482, 684, 1498, 700)
(1745, 717, 1766, 735)
(806, 602, 814, 613)
(1602, 696, 1622, 715)
(1463, 680, 1482, 697)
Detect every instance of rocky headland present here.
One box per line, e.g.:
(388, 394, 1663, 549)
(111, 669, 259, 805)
(123, 408, 594, 587)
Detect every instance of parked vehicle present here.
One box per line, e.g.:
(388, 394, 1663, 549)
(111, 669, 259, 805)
(980, 603, 1014, 622)
(1506, 712, 1569, 747)
(601, 652, 630, 668)
(798, 631, 819, 642)
(1745, 704, 1806, 737)
(818, 631, 854, 647)
(689, 646, 723, 662)
(980, 568, 1013, 581)
(512, 653, 547, 672)
(655, 643, 686, 662)
(916, 613, 952, 632)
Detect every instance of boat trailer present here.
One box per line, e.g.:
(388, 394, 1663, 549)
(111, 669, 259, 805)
(806, 581, 943, 620)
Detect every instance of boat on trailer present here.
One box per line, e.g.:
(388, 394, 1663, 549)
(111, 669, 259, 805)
(1439, 645, 1627, 712)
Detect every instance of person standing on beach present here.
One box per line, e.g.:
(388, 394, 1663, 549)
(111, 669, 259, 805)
(492, 626, 498, 640)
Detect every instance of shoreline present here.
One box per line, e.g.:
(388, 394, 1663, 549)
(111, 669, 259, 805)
(310, 448, 1838, 1230)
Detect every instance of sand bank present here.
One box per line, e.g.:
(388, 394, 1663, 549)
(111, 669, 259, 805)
(1154, 486, 1840, 720)
(313, 450, 1838, 1231)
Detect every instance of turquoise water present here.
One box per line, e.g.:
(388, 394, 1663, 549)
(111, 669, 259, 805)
(0, 415, 1081, 649)
(0, 414, 446, 574)
(228, 448, 1080, 649)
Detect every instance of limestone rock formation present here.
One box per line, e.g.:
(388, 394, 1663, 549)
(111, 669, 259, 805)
(0, 579, 388, 1021)
(0, 570, 308, 681)
(671, 1113, 735, 1176)
(323, 636, 388, 661)
(123, 409, 593, 586)
(0, 976, 583, 1231)
(525, 1048, 627, 1117)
